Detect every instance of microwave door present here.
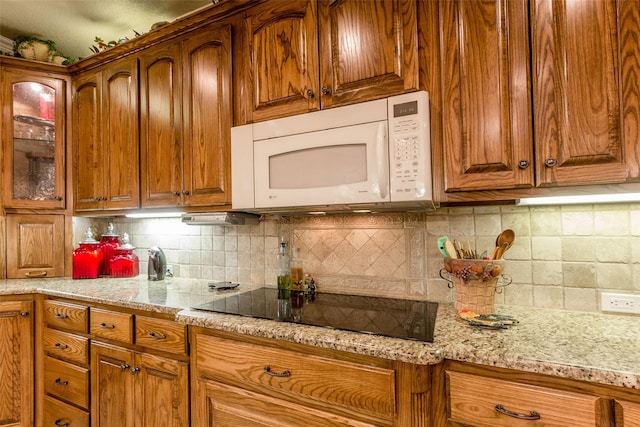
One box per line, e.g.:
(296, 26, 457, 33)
(253, 121, 391, 209)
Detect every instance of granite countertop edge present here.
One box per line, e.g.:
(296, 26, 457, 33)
(1, 277, 638, 390)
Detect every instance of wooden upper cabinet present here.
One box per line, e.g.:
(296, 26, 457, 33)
(140, 24, 232, 208)
(181, 24, 233, 207)
(532, 0, 640, 187)
(72, 56, 139, 212)
(139, 43, 183, 208)
(102, 57, 140, 209)
(241, 0, 418, 123)
(72, 72, 103, 211)
(317, 0, 418, 109)
(241, 0, 319, 123)
(1, 67, 67, 209)
(441, 0, 534, 193)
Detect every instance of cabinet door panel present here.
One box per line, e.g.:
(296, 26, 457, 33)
(139, 44, 183, 207)
(182, 24, 232, 206)
(533, 0, 640, 186)
(73, 74, 104, 211)
(194, 380, 378, 427)
(101, 58, 140, 209)
(6, 214, 64, 278)
(243, 0, 320, 122)
(134, 352, 189, 427)
(318, 0, 418, 108)
(91, 342, 134, 427)
(442, 0, 533, 192)
(0, 301, 33, 426)
(2, 69, 67, 209)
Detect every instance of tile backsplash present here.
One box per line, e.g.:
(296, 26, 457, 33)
(73, 202, 640, 313)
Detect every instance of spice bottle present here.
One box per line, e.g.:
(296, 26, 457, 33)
(277, 239, 290, 298)
(290, 247, 303, 290)
(72, 228, 104, 279)
(109, 233, 140, 278)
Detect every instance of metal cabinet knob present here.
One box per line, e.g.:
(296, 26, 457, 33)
(306, 89, 315, 98)
(321, 85, 331, 96)
(517, 160, 530, 169)
(544, 158, 557, 168)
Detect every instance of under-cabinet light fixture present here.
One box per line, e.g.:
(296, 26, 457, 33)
(125, 212, 183, 219)
(516, 193, 640, 206)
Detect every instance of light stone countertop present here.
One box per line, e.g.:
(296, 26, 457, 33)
(1, 276, 639, 390)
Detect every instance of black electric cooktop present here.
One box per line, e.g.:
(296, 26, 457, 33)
(191, 287, 438, 342)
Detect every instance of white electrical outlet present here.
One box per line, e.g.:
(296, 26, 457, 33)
(166, 265, 174, 276)
(601, 292, 640, 314)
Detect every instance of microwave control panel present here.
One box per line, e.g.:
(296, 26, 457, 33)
(388, 91, 432, 201)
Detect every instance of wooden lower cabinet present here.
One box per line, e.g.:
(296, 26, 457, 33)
(190, 327, 431, 427)
(91, 341, 189, 427)
(431, 360, 640, 427)
(0, 299, 34, 427)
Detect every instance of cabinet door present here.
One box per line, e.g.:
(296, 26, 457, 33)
(139, 43, 184, 208)
(192, 380, 378, 427)
(0, 300, 34, 427)
(6, 214, 64, 278)
(91, 342, 135, 427)
(133, 352, 189, 427)
(72, 71, 104, 211)
(241, 0, 319, 122)
(441, 0, 534, 192)
(181, 24, 233, 206)
(101, 57, 140, 210)
(532, 0, 640, 187)
(2, 68, 66, 208)
(318, 0, 419, 109)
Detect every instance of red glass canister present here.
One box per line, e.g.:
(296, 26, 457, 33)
(72, 228, 104, 279)
(99, 222, 120, 275)
(109, 233, 140, 278)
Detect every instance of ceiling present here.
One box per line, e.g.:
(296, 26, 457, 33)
(0, 0, 213, 60)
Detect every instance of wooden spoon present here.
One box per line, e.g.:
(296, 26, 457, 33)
(493, 229, 515, 259)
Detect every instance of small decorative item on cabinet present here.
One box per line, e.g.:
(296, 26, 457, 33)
(109, 233, 139, 278)
(72, 228, 104, 279)
(98, 223, 120, 275)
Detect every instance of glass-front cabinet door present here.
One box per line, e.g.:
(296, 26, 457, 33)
(2, 68, 66, 209)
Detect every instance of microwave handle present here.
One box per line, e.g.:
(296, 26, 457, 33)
(376, 122, 389, 200)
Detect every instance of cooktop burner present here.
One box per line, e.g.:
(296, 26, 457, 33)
(191, 288, 438, 342)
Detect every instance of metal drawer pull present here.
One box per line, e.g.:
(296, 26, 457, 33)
(54, 343, 68, 350)
(55, 420, 69, 427)
(131, 367, 141, 375)
(55, 378, 69, 386)
(495, 404, 541, 420)
(263, 366, 291, 377)
(148, 332, 167, 340)
(54, 313, 69, 319)
(119, 364, 131, 372)
(99, 323, 116, 329)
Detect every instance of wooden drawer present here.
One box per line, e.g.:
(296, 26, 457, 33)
(195, 334, 396, 422)
(43, 300, 89, 333)
(44, 356, 90, 409)
(90, 307, 133, 343)
(43, 395, 89, 427)
(43, 328, 89, 365)
(200, 380, 380, 427)
(447, 371, 602, 427)
(135, 315, 187, 355)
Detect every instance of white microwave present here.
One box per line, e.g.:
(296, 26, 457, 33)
(231, 91, 435, 213)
